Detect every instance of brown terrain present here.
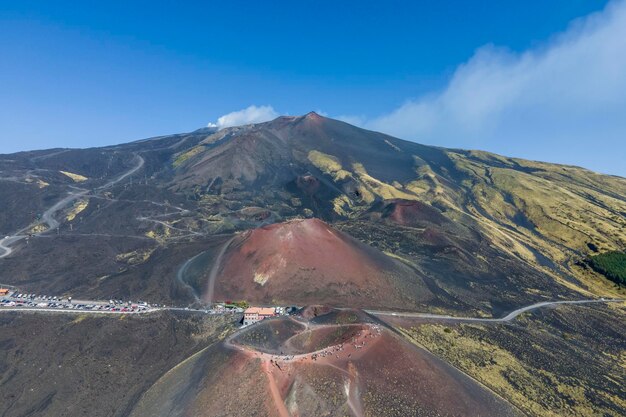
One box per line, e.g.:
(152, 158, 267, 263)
(0, 113, 624, 416)
(0, 311, 238, 417)
(130, 309, 522, 417)
(211, 218, 433, 310)
(1, 113, 623, 313)
(386, 302, 626, 417)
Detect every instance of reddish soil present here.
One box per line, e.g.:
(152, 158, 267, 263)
(235, 207, 273, 221)
(420, 227, 455, 247)
(129, 311, 522, 417)
(211, 218, 433, 309)
(295, 175, 320, 194)
(283, 323, 368, 354)
(299, 305, 334, 320)
(219, 314, 521, 416)
(234, 318, 306, 353)
(382, 199, 449, 227)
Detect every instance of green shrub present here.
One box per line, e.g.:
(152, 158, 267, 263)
(588, 251, 626, 286)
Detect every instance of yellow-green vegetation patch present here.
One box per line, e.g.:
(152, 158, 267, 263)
(145, 226, 171, 245)
(27, 223, 48, 234)
(383, 250, 420, 269)
(59, 170, 88, 182)
(71, 315, 88, 324)
(307, 150, 351, 181)
(66, 199, 88, 221)
(308, 150, 341, 171)
(467, 150, 512, 166)
(253, 272, 269, 286)
(401, 321, 625, 417)
(332, 195, 353, 217)
(115, 248, 156, 265)
(405, 160, 448, 199)
(173, 145, 206, 168)
(458, 151, 626, 256)
(445, 149, 626, 297)
(308, 150, 422, 212)
(404, 162, 457, 209)
(352, 162, 415, 202)
(24, 176, 50, 188)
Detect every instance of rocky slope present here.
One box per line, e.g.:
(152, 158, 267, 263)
(210, 218, 433, 310)
(0, 311, 237, 417)
(171, 113, 626, 308)
(0, 113, 624, 312)
(129, 309, 523, 417)
(1, 113, 624, 417)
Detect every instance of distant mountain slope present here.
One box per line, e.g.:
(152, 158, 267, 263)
(170, 113, 625, 307)
(0, 113, 624, 312)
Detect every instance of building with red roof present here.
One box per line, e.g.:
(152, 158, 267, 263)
(243, 307, 277, 326)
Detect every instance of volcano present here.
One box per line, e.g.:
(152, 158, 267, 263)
(209, 218, 433, 310)
(1, 112, 625, 417)
(128, 309, 523, 417)
(2, 112, 623, 314)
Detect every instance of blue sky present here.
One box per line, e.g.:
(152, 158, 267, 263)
(1, 1, 624, 176)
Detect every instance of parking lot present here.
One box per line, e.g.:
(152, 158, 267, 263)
(1, 291, 154, 313)
(0, 289, 246, 316)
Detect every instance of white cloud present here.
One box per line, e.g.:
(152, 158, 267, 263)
(364, 0, 626, 174)
(203, 3, 626, 175)
(208, 105, 279, 129)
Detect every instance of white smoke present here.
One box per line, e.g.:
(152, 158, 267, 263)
(208, 105, 279, 129)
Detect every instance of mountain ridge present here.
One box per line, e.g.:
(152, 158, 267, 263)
(1, 113, 625, 417)
(0, 113, 624, 311)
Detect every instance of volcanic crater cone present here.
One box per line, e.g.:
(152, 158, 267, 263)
(207, 218, 433, 310)
(130, 309, 523, 417)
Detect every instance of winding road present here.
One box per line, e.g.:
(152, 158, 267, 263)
(0, 293, 622, 323)
(0, 154, 144, 259)
(0, 236, 22, 259)
(204, 236, 236, 304)
(176, 252, 206, 301)
(366, 298, 623, 322)
(1, 154, 623, 331)
(96, 154, 144, 190)
(214, 299, 624, 365)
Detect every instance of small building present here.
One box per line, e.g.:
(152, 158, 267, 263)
(243, 307, 277, 326)
(0, 289, 9, 296)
